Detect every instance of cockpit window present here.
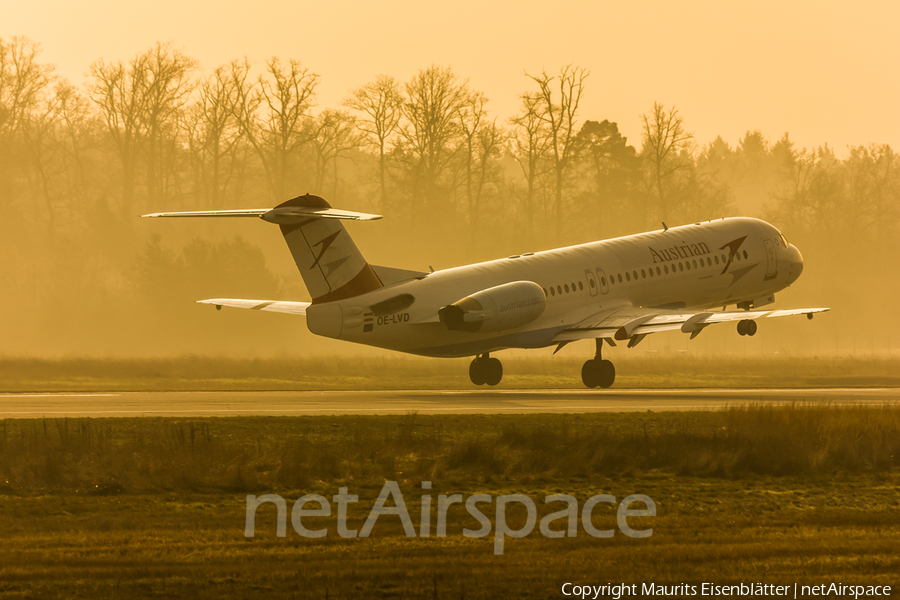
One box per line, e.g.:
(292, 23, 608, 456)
(779, 233, 788, 248)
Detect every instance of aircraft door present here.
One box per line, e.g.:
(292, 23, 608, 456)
(595, 268, 610, 295)
(584, 269, 598, 297)
(763, 239, 778, 280)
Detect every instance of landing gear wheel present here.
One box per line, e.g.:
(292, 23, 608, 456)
(469, 355, 503, 386)
(597, 359, 615, 388)
(469, 358, 487, 385)
(582, 359, 601, 388)
(484, 357, 503, 386)
(582, 359, 616, 389)
(737, 319, 758, 337)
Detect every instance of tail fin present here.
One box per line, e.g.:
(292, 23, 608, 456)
(142, 193, 384, 304)
(274, 194, 383, 303)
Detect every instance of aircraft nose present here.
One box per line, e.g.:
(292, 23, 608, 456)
(785, 244, 803, 283)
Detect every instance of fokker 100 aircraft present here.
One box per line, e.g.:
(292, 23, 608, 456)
(144, 194, 828, 388)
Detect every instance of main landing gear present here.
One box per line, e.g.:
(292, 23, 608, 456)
(737, 319, 758, 336)
(469, 353, 502, 386)
(582, 339, 615, 389)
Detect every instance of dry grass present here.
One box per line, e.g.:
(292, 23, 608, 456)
(1, 407, 898, 598)
(0, 476, 897, 598)
(1, 405, 899, 494)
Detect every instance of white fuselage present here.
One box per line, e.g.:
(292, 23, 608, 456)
(305, 217, 804, 357)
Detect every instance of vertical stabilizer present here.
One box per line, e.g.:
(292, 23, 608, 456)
(276, 194, 383, 303)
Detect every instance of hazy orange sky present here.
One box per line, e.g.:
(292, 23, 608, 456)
(5, 1, 898, 154)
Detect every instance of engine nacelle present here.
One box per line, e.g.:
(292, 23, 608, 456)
(439, 280, 546, 333)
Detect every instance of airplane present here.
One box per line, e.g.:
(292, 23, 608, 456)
(143, 193, 828, 388)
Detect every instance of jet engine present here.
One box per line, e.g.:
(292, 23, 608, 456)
(439, 280, 546, 333)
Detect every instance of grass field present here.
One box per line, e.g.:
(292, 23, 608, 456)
(0, 405, 898, 598)
(2, 355, 900, 391)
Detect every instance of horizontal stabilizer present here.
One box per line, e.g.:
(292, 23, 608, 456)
(142, 207, 382, 221)
(197, 298, 310, 315)
(143, 209, 269, 218)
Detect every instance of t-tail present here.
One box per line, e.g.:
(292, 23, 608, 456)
(143, 193, 384, 304)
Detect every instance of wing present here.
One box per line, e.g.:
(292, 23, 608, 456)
(553, 305, 829, 346)
(197, 298, 310, 315)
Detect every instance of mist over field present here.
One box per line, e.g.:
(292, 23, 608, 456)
(0, 32, 897, 360)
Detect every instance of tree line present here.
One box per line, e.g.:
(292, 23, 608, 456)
(2, 36, 898, 355)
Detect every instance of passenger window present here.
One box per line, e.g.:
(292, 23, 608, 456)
(679, 263, 684, 272)
(557, 286, 562, 295)
(641, 269, 646, 278)
(626, 272, 631, 282)
(632, 271, 637, 280)
(617, 274, 623, 283)
(656, 266, 661, 275)
(564, 284, 570, 293)
(649, 269, 654, 277)
(664, 265, 669, 274)
(550, 287, 555, 296)
(714, 256, 719, 265)
(589, 279, 595, 288)
(686, 262, 691, 270)
(692, 259, 698, 268)
(743, 250, 748, 259)
(542, 288, 547, 296)
(601, 277, 607, 286)
(578, 281, 583, 291)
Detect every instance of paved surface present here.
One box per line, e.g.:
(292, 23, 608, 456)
(0, 388, 897, 418)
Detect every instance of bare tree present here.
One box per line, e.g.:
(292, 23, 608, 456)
(231, 58, 319, 201)
(185, 64, 247, 208)
(0, 36, 54, 207)
(641, 102, 693, 223)
(397, 65, 470, 222)
(308, 109, 361, 200)
(55, 82, 94, 206)
(456, 92, 503, 234)
(89, 54, 147, 217)
(525, 65, 588, 239)
(0, 37, 52, 135)
(89, 44, 197, 216)
(509, 92, 553, 240)
(344, 75, 403, 211)
(844, 144, 900, 239)
(140, 44, 197, 205)
(21, 81, 63, 228)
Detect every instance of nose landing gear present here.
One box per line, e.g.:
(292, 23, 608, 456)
(582, 338, 615, 389)
(737, 319, 758, 336)
(469, 353, 502, 386)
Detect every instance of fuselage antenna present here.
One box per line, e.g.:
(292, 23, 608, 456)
(662, 222, 669, 232)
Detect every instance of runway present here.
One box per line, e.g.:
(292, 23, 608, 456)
(0, 388, 897, 418)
